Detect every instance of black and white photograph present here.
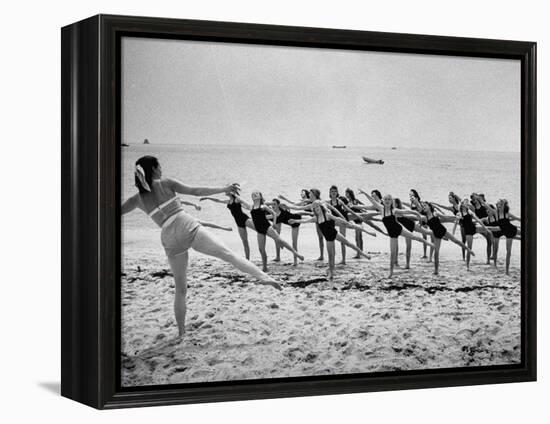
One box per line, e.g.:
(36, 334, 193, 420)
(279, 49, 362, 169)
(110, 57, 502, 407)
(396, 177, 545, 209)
(120, 36, 522, 387)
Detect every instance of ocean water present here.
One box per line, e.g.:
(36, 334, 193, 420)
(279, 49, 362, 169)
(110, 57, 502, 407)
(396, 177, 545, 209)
(122, 144, 520, 262)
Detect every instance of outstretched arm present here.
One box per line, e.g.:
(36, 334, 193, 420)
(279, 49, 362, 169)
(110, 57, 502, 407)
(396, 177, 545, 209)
(122, 195, 140, 215)
(167, 178, 239, 197)
(509, 213, 521, 222)
(432, 202, 454, 213)
(324, 202, 346, 219)
(278, 195, 308, 206)
(180, 200, 202, 211)
(394, 208, 422, 220)
(360, 191, 383, 212)
(199, 196, 228, 205)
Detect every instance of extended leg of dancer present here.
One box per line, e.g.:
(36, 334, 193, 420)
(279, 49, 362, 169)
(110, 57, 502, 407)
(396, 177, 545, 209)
(401, 228, 435, 248)
(191, 227, 281, 289)
(266, 227, 304, 261)
(167, 252, 189, 337)
(334, 233, 370, 259)
(445, 232, 475, 256)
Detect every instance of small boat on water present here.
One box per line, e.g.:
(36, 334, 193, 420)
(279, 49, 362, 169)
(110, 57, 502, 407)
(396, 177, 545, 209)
(391, 146, 397, 150)
(122, 143, 129, 147)
(332, 145, 347, 149)
(362, 156, 384, 165)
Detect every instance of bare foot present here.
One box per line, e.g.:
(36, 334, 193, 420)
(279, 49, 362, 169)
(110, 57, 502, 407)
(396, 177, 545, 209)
(339, 260, 346, 265)
(273, 257, 281, 262)
(316, 256, 324, 261)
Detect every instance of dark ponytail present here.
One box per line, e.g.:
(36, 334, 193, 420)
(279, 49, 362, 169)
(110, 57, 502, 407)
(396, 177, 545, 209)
(135, 155, 159, 194)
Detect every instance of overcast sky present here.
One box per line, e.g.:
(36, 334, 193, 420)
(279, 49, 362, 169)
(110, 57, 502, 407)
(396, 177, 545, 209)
(122, 37, 520, 152)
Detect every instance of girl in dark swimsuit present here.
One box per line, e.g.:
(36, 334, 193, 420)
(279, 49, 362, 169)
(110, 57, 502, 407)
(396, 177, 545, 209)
(289, 201, 373, 280)
(485, 199, 521, 275)
(279, 189, 326, 261)
(433, 192, 465, 259)
(269, 199, 312, 266)
(451, 199, 490, 270)
(363, 193, 434, 278)
(421, 202, 475, 275)
(248, 191, 304, 272)
(345, 188, 364, 258)
(329, 185, 351, 265)
(200, 193, 256, 259)
(393, 198, 433, 270)
(470, 193, 495, 264)
(408, 189, 432, 260)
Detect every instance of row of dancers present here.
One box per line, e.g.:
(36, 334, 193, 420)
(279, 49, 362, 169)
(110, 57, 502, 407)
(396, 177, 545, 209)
(122, 155, 521, 336)
(199, 187, 520, 279)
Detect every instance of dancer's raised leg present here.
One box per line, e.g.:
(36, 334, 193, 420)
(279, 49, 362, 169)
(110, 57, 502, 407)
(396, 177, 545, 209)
(334, 233, 370, 259)
(266, 227, 304, 261)
(401, 227, 435, 248)
(445, 232, 475, 256)
(191, 227, 280, 289)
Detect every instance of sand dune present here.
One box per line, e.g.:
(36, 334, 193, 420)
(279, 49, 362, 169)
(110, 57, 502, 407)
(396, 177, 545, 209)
(121, 253, 521, 387)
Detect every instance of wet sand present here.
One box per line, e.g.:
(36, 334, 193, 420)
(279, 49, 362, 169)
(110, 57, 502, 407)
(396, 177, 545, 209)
(121, 252, 521, 387)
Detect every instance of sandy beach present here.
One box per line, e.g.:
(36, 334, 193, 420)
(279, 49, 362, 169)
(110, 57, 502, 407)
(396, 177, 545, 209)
(121, 251, 521, 387)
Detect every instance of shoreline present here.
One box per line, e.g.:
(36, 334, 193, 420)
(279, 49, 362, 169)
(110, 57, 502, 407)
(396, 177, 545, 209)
(121, 253, 521, 387)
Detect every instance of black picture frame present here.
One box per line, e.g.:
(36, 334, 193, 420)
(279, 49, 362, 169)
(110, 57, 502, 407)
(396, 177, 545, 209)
(61, 14, 537, 409)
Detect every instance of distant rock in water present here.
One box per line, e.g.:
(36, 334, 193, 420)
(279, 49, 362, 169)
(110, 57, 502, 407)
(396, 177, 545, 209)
(143, 139, 150, 144)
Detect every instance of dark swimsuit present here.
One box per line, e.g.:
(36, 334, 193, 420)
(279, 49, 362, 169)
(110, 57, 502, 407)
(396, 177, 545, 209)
(227, 201, 250, 228)
(317, 208, 338, 241)
(474, 204, 488, 220)
(427, 216, 447, 239)
(276, 208, 302, 228)
(397, 216, 415, 232)
(251, 206, 271, 235)
(459, 211, 477, 236)
(497, 210, 518, 238)
(488, 213, 504, 238)
(349, 199, 362, 223)
(331, 198, 349, 221)
(382, 207, 403, 238)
